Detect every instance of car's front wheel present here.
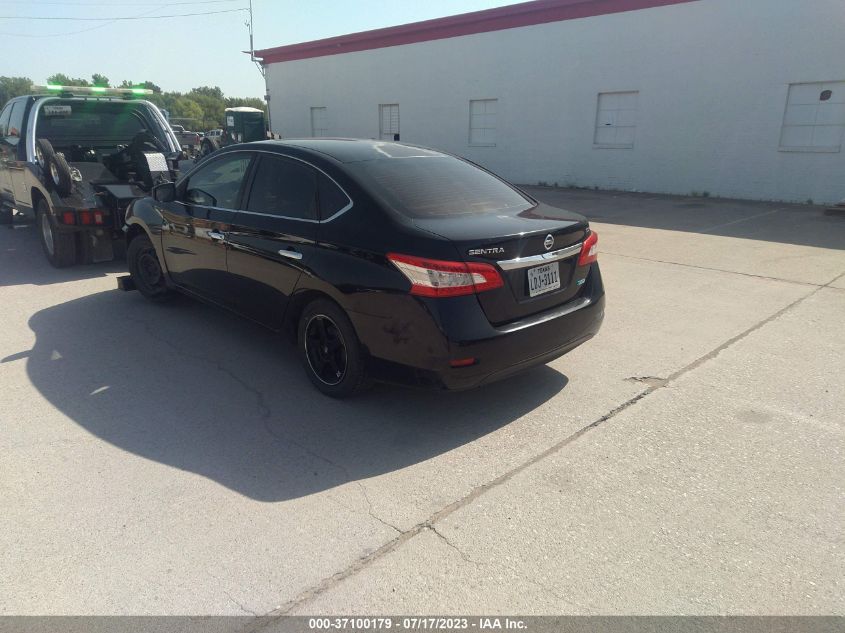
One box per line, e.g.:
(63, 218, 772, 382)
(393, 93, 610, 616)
(37, 198, 76, 267)
(127, 233, 172, 302)
(298, 298, 371, 398)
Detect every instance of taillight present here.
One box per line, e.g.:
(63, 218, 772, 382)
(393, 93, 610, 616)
(387, 253, 504, 297)
(61, 211, 75, 225)
(78, 210, 92, 225)
(577, 231, 598, 266)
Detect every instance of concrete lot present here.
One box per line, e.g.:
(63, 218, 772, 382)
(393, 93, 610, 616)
(0, 189, 843, 619)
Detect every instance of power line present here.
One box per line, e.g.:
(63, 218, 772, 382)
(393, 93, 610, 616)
(0, 7, 247, 20)
(4, 0, 240, 4)
(0, 3, 165, 37)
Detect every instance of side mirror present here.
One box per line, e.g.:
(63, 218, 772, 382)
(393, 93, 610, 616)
(153, 182, 176, 203)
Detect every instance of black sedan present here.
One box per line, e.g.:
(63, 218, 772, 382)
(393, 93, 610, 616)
(124, 140, 604, 397)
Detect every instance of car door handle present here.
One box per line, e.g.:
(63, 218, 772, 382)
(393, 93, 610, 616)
(278, 248, 303, 260)
(208, 230, 226, 242)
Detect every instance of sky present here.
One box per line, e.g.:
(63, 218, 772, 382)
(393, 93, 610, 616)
(0, 0, 518, 98)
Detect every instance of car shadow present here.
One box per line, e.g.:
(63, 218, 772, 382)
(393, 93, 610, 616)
(12, 289, 568, 502)
(0, 222, 126, 287)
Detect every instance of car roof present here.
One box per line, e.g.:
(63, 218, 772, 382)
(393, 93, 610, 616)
(254, 138, 447, 163)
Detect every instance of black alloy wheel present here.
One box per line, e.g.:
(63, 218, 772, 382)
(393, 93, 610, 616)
(298, 299, 371, 398)
(305, 314, 348, 386)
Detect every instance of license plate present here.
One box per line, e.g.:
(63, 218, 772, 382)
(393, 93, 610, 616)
(527, 262, 561, 297)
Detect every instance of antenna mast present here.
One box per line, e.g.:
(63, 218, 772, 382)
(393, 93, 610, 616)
(247, 0, 264, 76)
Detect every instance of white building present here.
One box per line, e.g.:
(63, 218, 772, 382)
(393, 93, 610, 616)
(256, 0, 845, 204)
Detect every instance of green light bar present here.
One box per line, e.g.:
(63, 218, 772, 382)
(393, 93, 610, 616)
(91, 86, 106, 93)
(46, 84, 62, 91)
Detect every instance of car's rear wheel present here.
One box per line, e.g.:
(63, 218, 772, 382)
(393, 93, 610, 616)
(127, 233, 172, 302)
(298, 299, 371, 398)
(37, 198, 76, 267)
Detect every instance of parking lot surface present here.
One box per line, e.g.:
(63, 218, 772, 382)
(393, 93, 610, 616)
(1, 189, 843, 618)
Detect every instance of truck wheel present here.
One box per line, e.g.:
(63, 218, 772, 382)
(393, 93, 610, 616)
(297, 298, 372, 398)
(37, 198, 77, 268)
(49, 153, 74, 197)
(127, 234, 172, 302)
(35, 138, 57, 172)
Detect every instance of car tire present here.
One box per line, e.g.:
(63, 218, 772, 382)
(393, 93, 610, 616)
(36, 198, 77, 268)
(35, 138, 57, 172)
(48, 153, 74, 197)
(127, 233, 172, 302)
(298, 298, 371, 398)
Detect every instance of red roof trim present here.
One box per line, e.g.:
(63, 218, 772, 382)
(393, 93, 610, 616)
(255, 0, 697, 64)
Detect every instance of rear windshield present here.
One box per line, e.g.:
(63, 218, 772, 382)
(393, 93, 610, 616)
(348, 155, 534, 218)
(35, 100, 165, 145)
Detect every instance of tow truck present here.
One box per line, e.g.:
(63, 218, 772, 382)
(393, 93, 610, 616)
(0, 85, 181, 267)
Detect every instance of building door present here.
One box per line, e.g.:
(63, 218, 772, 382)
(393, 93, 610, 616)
(379, 104, 399, 141)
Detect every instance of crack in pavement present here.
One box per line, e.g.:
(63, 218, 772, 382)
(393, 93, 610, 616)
(427, 525, 483, 567)
(239, 274, 842, 630)
(223, 589, 261, 617)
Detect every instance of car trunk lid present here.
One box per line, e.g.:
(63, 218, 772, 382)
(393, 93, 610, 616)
(413, 203, 592, 325)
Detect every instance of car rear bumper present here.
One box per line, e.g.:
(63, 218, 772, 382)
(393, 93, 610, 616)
(353, 264, 605, 390)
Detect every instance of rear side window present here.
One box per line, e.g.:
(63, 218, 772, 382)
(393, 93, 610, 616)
(246, 154, 317, 220)
(348, 155, 533, 218)
(318, 174, 350, 219)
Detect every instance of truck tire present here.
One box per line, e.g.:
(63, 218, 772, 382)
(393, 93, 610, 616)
(127, 233, 172, 302)
(37, 198, 77, 268)
(35, 138, 57, 171)
(48, 153, 74, 197)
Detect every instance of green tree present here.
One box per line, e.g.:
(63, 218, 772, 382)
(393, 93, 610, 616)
(91, 73, 110, 87)
(119, 79, 162, 93)
(0, 76, 33, 105)
(190, 86, 224, 100)
(170, 97, 204, 127)
(46, 73, 89, 87)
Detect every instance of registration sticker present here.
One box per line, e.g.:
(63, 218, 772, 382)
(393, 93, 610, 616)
(43, 105, 72, 116)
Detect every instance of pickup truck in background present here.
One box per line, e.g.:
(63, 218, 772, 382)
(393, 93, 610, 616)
(169, 124, 201, 154)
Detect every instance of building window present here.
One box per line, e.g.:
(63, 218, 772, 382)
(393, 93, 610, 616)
(469, 99, 497, 147)
(310, 107, 328, 137)
(780, 81, 845, 152)
(379, 103, 400, 141)
(594, 91, 638, 149)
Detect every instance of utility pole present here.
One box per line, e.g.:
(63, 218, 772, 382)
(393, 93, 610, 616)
(244, 0, 272, 134)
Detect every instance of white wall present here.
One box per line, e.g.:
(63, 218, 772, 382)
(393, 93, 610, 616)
(265, 0, 845, 204)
